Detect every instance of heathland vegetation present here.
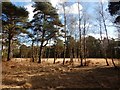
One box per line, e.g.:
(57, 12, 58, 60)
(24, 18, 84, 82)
(1, 0, 120, 89)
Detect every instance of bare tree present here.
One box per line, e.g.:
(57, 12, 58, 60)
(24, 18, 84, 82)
(81, 9, 91, 66)
(95, 11, 109, 66)
(67, 15, 77, 64)
(97, 2, 117, 67)
(78, 1, 83, 66)
(62, 2, 67, 65)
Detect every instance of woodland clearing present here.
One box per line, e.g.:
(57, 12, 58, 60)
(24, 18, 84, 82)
(1, 58, 120, 89)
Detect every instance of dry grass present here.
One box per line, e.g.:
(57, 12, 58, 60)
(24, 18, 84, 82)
(1, 58, 120, 89)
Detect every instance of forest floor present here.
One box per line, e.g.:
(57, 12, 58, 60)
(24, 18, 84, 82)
(1, 58, 120, 90)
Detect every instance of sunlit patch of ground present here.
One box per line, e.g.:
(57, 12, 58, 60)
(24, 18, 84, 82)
(1, 58, 120, 89)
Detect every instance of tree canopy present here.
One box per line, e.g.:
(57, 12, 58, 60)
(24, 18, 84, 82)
(2, 2, 29, 61)
(108, 1, 120, 23)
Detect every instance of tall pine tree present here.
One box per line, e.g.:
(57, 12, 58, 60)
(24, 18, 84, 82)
(32, 2, 62, 63)
(2, 2, 28, 61)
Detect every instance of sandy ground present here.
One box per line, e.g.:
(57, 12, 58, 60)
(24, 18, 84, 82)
(1, 58, 120, 89)
(10, 58, 120, 66)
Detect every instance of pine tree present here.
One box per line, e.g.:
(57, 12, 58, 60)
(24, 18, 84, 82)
(2, 2, 28, 61)
(32, 2, 62, 63)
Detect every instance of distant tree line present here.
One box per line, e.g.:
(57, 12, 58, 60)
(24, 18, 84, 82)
(2, 36, 120, 59)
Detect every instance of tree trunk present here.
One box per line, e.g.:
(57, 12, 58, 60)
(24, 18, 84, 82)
(47, 47, 50, 61)
(38, 15, 46, 63)
(63, 43, 66, 65)
(47, 40, 51, 61)
(32, 40, 34, 62)
(70, 48, 73, 63)
(38, 31, 45, 63)
(73, 44, 77, 61)
(36, 30, 39, 62)
(38, 44, 43, 63)
(2, 36, 3, 59)
(103, 20, 110, 66)
(53, 45, 56, 64)
(111, 58, 117, 68)
(111, 45, 117, 68)
(98, 16, 109, 66)
(83, 27, 86, 66)
(63, 3, 67, 65)
(78, 2, 83, 66)
(105, 50, 109, 66)
(83, 36, 87, 66)
(7, 35, 11, 61)
(53, 51, 56, 64)
(100, 2, 110, 66)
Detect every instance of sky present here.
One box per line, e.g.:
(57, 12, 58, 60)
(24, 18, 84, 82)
(9, 0, 118, 42)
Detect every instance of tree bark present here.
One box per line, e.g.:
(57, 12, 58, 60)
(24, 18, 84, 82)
(38, 29, 45, 63)
(83, 34, 87, 66)
(32, 40, 34, 62)
(70, 48, 73, 63)
(47, 40, 51, 61)
(53, 45, 56, 64)
(38, 43, 43, 63)
(7, 34, 11, 61)
(63, 3, 67, 65)
(38, 14, 46, 63)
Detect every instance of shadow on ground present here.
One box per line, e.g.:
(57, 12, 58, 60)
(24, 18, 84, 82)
(29, 65, 120, 89)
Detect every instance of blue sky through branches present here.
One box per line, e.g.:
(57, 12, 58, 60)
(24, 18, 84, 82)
(9, 0, 118, 46)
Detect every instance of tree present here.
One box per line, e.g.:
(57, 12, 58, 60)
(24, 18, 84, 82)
(78, 1, 83, 66)
(55, 39, 64, 58)
(25, 20, 39, 62)
(20, 45, 29, 58)
(67, 15, 77, 63)
(66, 36, 76, 63)
(98, 1, 117, 68)
(2, 2, 28, 61)
(61, 2, 67, 65)
(32, 2, 62, 63)
(86, 36, 101, 58)
(108, 1, 120, 24)
(94, 4, 109, 65)
(108, 1, 120, 60)
(81, 9, 91, 66)
(95, 2, 110, 66)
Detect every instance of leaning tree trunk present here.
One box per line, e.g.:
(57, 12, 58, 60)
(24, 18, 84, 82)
(100, 2, 110, 66)
(98, 15, 109, 66)
(103, 20, 110, 66)
(110, 44, 117, 68)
